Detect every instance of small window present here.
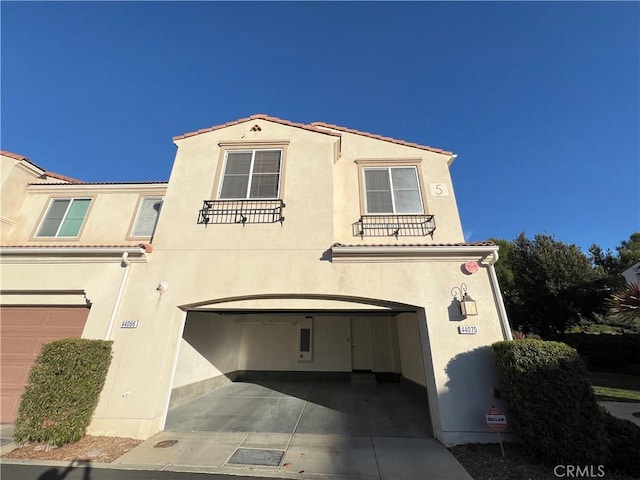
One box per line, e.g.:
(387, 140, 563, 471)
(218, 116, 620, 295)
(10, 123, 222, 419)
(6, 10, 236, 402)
(36, 198, 91, 238)
(363, 167, 423, 214)
(131, 197, 163, 237)
(219, 149, 282, 199)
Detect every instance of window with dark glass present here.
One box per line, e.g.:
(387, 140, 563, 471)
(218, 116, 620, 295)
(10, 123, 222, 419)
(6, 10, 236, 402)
(363, 167, 423, 214)
(36, 198, 91, 238)
(219, 149, 282, 199)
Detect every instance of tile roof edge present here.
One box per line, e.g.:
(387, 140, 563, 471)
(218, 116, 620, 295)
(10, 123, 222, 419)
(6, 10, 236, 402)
(310, 122, 454, 156)
(28, 181, 169, 186)
(1, 243, 153, 252)
(2, 150, 83, 183)
(332, 241, 496, 248)
(172, 114, 341, 141)
(43, 171, 83, 184)
(1, 150, 29, 161)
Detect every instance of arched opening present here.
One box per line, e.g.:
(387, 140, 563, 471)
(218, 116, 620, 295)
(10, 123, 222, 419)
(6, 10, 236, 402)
(164, 293, 436, 443)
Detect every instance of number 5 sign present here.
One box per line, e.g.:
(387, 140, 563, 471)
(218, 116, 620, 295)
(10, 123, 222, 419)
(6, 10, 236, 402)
(429, 183, 449, 196)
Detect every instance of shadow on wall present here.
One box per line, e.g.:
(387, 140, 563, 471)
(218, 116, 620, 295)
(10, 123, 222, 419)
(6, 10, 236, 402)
(447, 299, 465, 322)
(440, 346, 510, 440)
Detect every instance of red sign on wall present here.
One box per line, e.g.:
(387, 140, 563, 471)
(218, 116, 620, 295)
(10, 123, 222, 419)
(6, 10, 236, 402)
(464, 261, 479, 274)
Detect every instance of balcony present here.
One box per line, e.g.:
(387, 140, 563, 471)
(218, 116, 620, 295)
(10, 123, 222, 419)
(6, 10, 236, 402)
(352, 214, 436, 238)
(197, 199, 285, 225)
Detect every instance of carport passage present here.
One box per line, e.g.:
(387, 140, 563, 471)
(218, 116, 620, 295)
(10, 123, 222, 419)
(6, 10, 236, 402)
(165, 380, 432, 437)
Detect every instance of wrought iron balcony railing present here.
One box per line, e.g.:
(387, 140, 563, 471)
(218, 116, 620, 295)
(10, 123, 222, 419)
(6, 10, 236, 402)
(197, 199, 285, 225)
(352, 214, 436, 238)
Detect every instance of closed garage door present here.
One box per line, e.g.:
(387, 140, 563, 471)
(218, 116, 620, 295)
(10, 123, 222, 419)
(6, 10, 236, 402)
(0, 307, 89, 423)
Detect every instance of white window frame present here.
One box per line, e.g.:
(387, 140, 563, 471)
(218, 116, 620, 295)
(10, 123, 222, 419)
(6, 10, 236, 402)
(217, 148, 283, 200)
(35, 198, 92, 238)
(363, 166, 424, 214)
(130, 196, 164, 238)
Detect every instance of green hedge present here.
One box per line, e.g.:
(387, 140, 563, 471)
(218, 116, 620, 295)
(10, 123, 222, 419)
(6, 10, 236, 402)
(602, 413, 640, 475)
(492, 339, 607, 465)
(563, 332, 640, 371)
(14, 339, 113, 446)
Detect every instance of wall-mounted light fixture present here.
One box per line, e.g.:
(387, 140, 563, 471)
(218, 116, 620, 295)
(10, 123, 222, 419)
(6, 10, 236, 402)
(451, 283, 478, 316)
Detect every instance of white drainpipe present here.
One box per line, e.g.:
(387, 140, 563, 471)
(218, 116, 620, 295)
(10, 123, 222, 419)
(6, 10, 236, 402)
(486, 250, 513, 340)
(104, 252, 131, 340)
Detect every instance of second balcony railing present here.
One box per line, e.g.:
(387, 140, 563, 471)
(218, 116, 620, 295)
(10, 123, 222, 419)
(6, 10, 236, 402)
(197, 199, 285, 225)
(352, 214, 436, 238)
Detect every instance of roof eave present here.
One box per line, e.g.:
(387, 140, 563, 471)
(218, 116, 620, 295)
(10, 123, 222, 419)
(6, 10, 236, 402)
(330, 244, 498, 263)
(173, 114, 341, 142)
(0, 245, 151, 259)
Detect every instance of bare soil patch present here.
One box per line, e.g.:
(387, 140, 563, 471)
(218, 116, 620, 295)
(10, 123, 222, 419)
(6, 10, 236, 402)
(3, 435, 142, 463)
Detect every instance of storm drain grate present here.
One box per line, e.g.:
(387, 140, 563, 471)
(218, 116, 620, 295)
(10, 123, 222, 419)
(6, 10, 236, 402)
(228, 448, 284, 466)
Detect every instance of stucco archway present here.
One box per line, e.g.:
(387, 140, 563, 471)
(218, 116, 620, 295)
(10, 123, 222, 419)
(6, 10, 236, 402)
(163, 293, 438, 438)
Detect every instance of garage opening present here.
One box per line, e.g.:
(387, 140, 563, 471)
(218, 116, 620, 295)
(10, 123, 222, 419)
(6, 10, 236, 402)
(166, 308, 433, 438)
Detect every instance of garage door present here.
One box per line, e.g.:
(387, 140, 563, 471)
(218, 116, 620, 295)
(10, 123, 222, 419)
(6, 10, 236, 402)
(0, 307, 89, 423)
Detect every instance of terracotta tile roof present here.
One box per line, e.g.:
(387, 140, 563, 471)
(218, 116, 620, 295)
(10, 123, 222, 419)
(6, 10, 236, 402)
(333, 241, 496, 248)
(40, 171, 82, 184)
(0, 150, 28, 161)
(173, 114, 341, 141)
(311, 122, 453, 155)
(1, 150, 82, 184)
(1, 243, 153, 253)
(173, 114, 452, 156)
(28, 181, 168, 186)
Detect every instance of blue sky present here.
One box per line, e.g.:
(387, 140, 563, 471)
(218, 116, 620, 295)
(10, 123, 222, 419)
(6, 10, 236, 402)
(2, 1, 638, 253)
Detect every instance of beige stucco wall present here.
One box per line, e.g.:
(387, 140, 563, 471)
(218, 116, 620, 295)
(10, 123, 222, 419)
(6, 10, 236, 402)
(173, 313, 242, 388)
(84, 244, 508, 443)
(3, 184, 166, 245)
(396, 313, 427, 386)
(1, 157, 46, 238)
(172, 313, 402, 392)
(330, 130, 464, 245)
(0, 260, 129, 338)
(2, 119, 511, 445)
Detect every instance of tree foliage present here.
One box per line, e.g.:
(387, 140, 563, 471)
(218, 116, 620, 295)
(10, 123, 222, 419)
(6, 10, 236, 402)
(616, 232, 640, 271)
(493, 233, 606, 336)
(589, 232, 640, 276)
(494, 232, 640, 336)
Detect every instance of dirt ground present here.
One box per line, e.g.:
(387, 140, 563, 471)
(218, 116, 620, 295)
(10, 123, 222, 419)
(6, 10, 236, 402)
(450, 443, 639, 480)
(3, 436, 142, 463)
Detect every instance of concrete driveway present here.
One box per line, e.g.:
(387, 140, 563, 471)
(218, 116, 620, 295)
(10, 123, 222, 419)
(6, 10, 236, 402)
(115, 380, 473, 480)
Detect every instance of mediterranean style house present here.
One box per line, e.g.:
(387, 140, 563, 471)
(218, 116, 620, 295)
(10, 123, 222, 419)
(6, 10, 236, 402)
(0, 114, 512, 446)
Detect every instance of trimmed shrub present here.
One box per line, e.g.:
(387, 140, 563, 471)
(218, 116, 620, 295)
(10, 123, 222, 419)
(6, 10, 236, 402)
(563, 333, 640, 371)
(602, 413, 640, 475)
(492, 339, 607, 465)
(14, 339, 113, 446)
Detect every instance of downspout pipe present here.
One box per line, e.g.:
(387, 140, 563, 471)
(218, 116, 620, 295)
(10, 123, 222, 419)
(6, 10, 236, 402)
(104, 252, 131, 340)
(486, 250, 513, 341)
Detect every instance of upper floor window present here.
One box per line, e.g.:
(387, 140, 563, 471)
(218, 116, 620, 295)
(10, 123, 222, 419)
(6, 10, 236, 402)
(131, 197, 163, 237)
(218, 149, 282, 199)
(363, 167, 423, 214)
(36, 198, 91, 238)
